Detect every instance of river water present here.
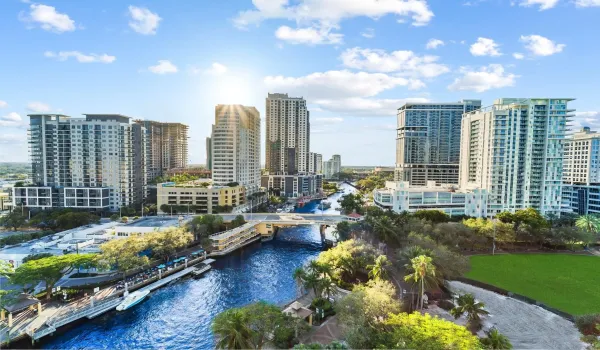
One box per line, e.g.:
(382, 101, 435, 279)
(38, 184, 354, 349)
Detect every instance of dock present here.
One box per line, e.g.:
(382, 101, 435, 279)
(26, 259, 213, 343)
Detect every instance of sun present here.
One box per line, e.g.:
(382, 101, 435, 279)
(213, 75, 252, 105)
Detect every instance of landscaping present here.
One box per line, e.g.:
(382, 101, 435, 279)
(465, 254, 600, 315)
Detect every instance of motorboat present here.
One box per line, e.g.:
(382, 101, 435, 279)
(116, 290, 150, 311)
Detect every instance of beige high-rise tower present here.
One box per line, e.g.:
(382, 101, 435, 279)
(134, 120, 189, 180)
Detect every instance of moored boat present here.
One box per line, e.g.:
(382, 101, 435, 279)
(116, 290, 150, 311)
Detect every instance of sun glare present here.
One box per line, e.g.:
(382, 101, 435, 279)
(213, 75, 252, 105)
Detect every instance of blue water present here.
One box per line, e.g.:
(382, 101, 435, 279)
(39, 184, 355, 349)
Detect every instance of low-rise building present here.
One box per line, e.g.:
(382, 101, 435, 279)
(0, 191, 12, 211)
(209, 222, 260, 255)
(373, 181, 488, 217)
(157, 181, 246, 214)
(261, 174, 323, 198)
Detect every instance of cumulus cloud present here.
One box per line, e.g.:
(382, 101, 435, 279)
(519, 0, 559, 10)
(26, 101, 51, 113)
(520, 35, 565, 56)
(340, 47, 449, 78)
(44, 51, 116, 63)
(148, 60, 178, 74)
(361, 28, 375, 39)
(0, 101, 7, 108)
(0, 112, 26, 127)
(448, 64, 517, 92)
(275, 25, 343, 45)
(265, 70, 423, 101)
(196, 62, 228, 75)
(470, 37, 502, 56)
(128, 6, 161, 35)
(19, 3, 76, 33)
(513, 52, 525, 60)
(576, 0, 600, 6)
(313, 97, 429, 116)
(571, 111, 600, 130)
(426, 38, 444, 49)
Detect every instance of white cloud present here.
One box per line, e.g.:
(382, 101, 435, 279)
(313, 97, 429, 116)
(513, 52, 525, 59)
(0, 112, 26, 127)
(44, 51, 116, 63)
(312, 117, 344, 124)
(361, 28, 375, 39)
(448, 64, 517, 92)
(520, 35, 565, 56)
(128, 6, 161, 35)
(19, 3, 76, 33)
(470, 37, 502, 56)
(340, 47, 449, 78)
(0, 101, 7, 108)
(265, 70, 422, 101)
(426, 38, 444, 49)
(576, 0, 600, 7)
(571, 111, 600, 130)
(26, 101, 51, 113)
(148, 60, 178, 74)
(519, 0, 559, 10)
(203, 62, 228, 75)
(275, 25, 343, 45)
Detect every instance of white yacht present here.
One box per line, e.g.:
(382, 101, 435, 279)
(116, 290, 150, 311)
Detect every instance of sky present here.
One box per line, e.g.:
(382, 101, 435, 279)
(0, 0, 599, 166)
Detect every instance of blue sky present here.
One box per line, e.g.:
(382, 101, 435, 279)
(1, 0, 599, 165)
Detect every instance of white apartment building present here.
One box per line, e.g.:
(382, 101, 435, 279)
(209, 105, 261, 194)
(562, 127, 600, 215)
(323, 155, 341, 179)
(373, 181, 488, 217)
(265, 93, 310, 175)
(14, 114, 147, 211)
(316, 154, 323, 174)
(459, 98, 573, 216)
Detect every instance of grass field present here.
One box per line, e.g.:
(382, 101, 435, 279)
(465, 254, 600, 315)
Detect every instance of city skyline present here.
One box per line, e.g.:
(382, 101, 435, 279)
(1, 1, 600, 165)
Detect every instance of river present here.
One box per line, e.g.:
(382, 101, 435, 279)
(37, 183, 355, 349)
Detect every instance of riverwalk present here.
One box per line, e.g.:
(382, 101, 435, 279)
(0, 256, 212, 346)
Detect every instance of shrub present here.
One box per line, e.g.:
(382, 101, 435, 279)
(575, 314, 600, 335)
(109, 214, 119, 221)
(133, 216, 139, 220)
(121, 216, 129, 223)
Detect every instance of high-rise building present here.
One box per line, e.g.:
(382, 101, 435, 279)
(459, 98, 573, 216)
(395, 100, 481, 186)
(134, 120, 189, 180)
(265, 93, 310, 175)
(15, 114, 147, 211)
(206, 136, 212, 170)
(209, 105, 261, 194)
(315, 154, 323, 174)
(562, 127, 600, 215)
(323, 160, 333, 179)
(322, 155, 341, 179)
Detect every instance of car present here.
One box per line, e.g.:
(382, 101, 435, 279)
(291, 215, 303, 220)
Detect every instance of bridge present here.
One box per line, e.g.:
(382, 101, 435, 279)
(215, 213, 350, 225)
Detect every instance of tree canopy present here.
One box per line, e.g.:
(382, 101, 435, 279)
(0, 208, 27, 230)
(147, 227, 193, 262)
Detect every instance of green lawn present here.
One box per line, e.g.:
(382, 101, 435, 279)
(465, 254, 600, 315)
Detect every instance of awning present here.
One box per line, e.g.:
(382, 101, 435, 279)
(157, 264, 166, 269)
(3, 293, 40, 314)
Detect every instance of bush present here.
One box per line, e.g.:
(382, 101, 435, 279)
(121, 216, 129, 223)
(133, 216, 139, 220)
(110, 214, 119, 221)
(575, 314, 600, 335)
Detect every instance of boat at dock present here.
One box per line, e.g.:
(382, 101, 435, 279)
(191, 264, 212, 278)
(116, 290, 150, 311)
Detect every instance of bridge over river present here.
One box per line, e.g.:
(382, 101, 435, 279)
(215, 213, 350, 225)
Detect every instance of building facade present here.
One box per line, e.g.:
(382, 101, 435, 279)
(261, 174, 323, 197)
(562, 127, 600, 215)
(134, 120, 189, 181)
(265, 93, 310, 175)
(459, 98, 573, 216)
(208, 105, 261, 194)
(323, 155, 341, 179)
(373, 181, 488, 217)
(395, 100, 481, 186)
(15, 114, 147, 211)
(157, 181, 245, 214)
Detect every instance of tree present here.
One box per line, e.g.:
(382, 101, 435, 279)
(333, 221, 353, 241)
(99, 236, 149, 280)
(11, 254, 97, 300)
(576, 214, 600, 234)
(189, 215, 224, 238)
(212, 308, 254, 349)
(148, 227, 193, 262)
(336, 279, 401, 349)
(379, 312, 481, 350)
(0, 260, 15, 307)
(315, 239, 379, 288)
(22, 253, 54, 263)
(404, 255, 436, 310)
(367, 255, 390, 281)
(413, 210, 451, 224)
(450, 293, 489, 332)
(339, 193, 364, 215)
(480, 328, 512, 349)
(245, 301, 284, 349)
(0, 208, 27, 230)
(230, 215, 246, 229)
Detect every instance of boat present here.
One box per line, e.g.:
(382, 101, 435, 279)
(319, 201, 331, 209)
(116, 290, 150, 311)
(191, 264, 212, 278)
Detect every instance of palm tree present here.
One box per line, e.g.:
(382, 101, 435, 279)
(576, 214, 600, 234)
(212, 309, 254, 349)
(404, 255, 435, 310)
(480, 328, 512, 349)
(367, 255, 390, 281)
(450, 293, 489, 332)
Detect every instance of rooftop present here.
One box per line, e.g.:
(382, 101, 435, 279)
(210, 222, 256, 241)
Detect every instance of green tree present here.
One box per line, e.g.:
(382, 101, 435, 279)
(99, 236, 149, 280)
(339, 193, 364, 215)
(22, 253, 54, 263)
(189, 214, 224, 238)
(315, 239, 378, 289)
(148, 227, 193, 262)
(245, 301, 284, 349)
(0, 208, 27, 230)
(450, 293, 490, 332)
(0, 260, 15, 307)
(367, 255, 390, 281)
(380, 312, 482, 350)
(230, 215, 246, 229)
(11, 254, 97, 300)
(404, 255, 436, 310)
(576, 214, 600, 234)
(480, 328, 512, 349)
(413, 210, 451, 224)
(212, 308, 255, 349)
